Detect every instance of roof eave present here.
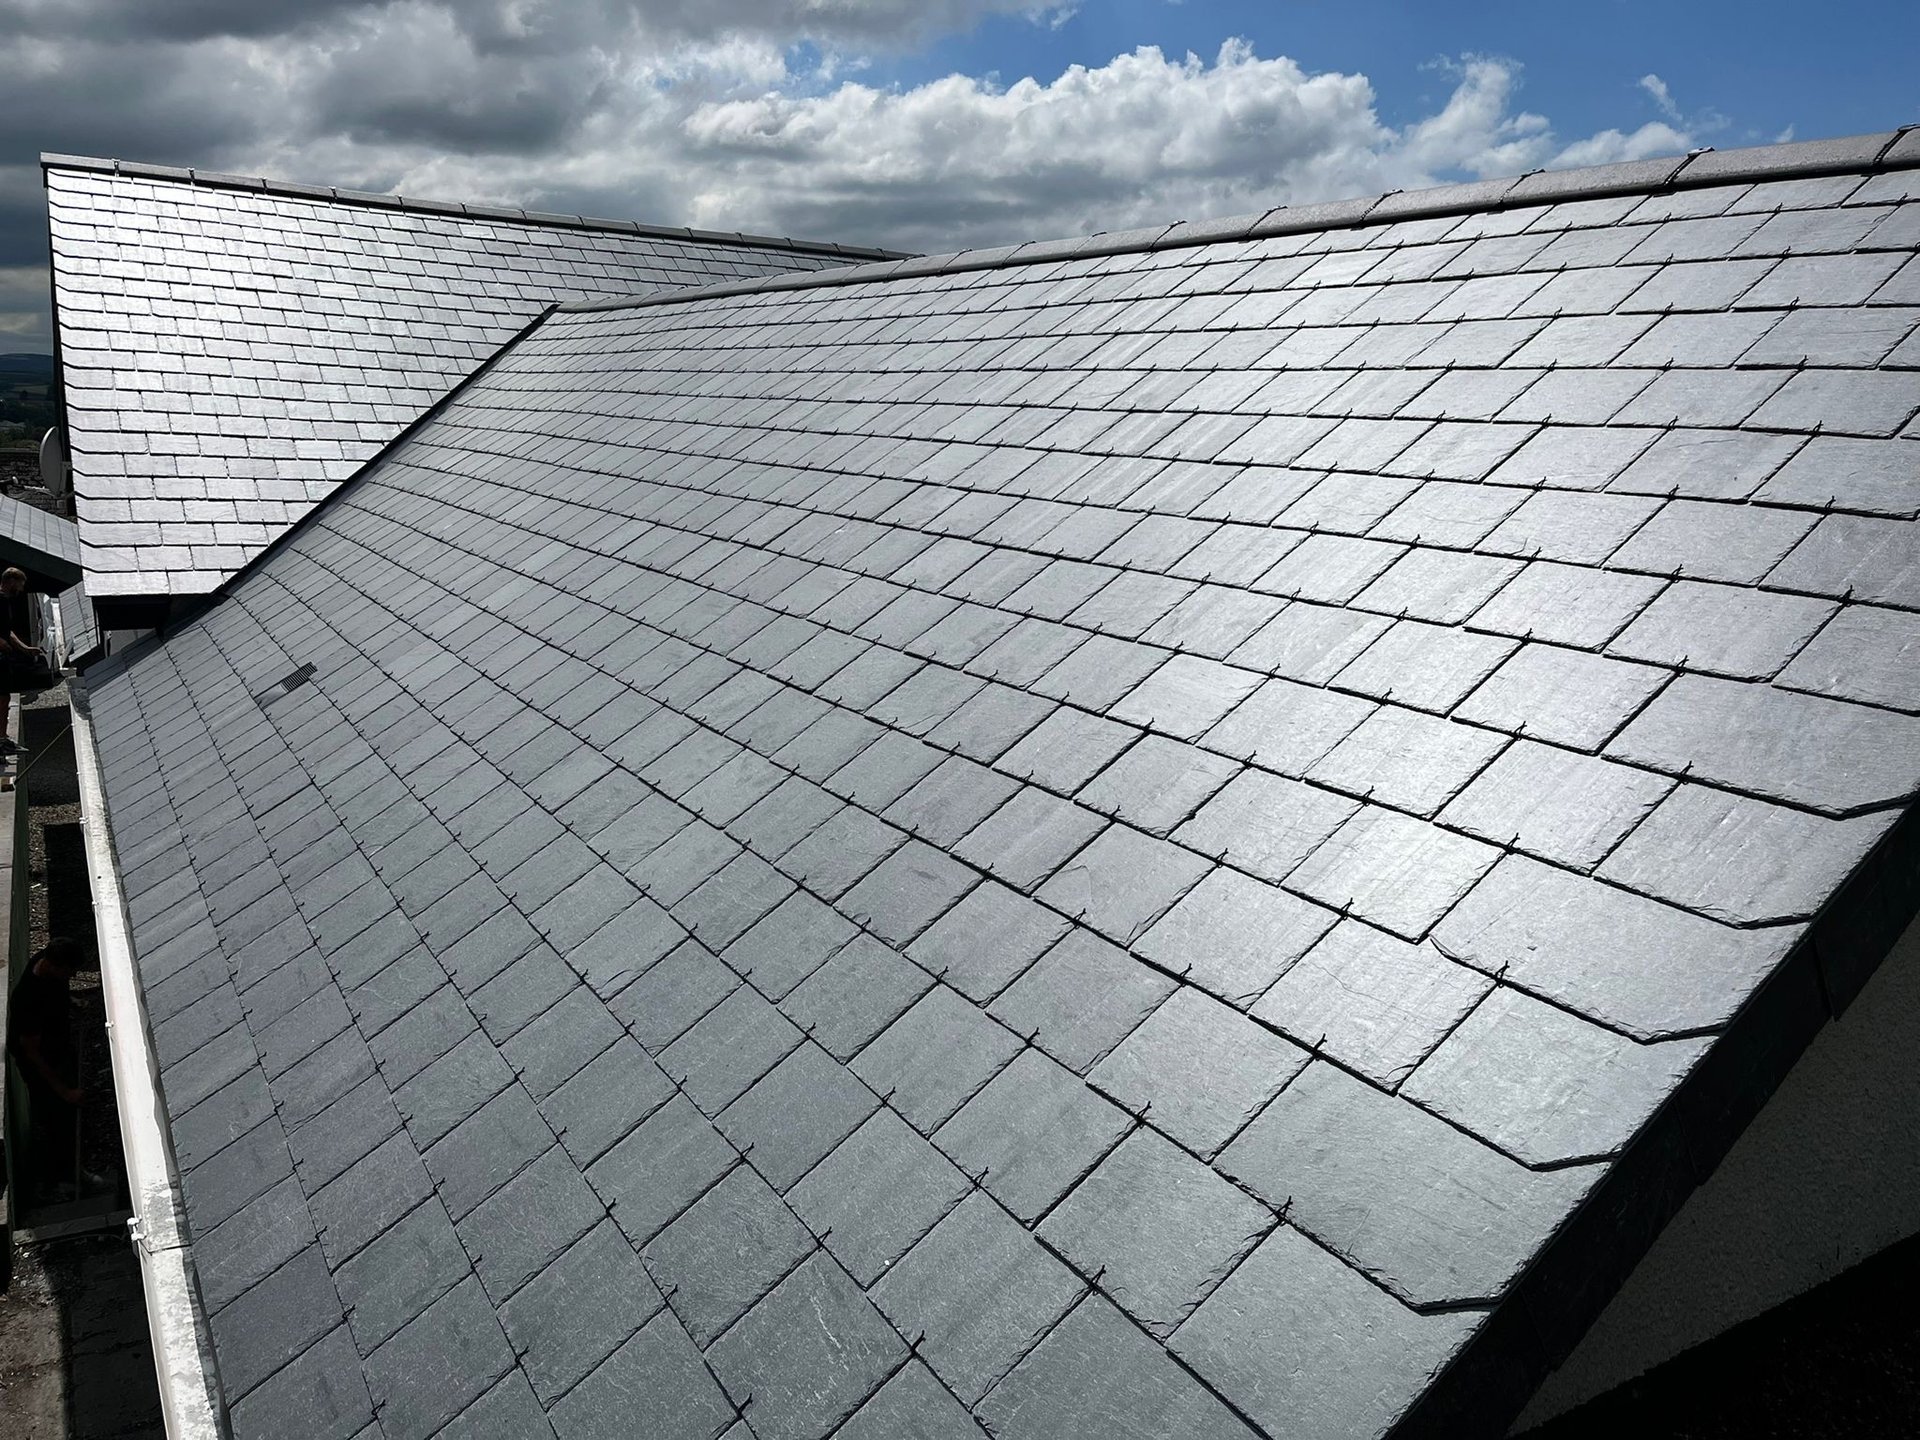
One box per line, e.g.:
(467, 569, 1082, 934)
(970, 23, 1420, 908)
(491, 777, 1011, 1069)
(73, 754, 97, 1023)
(69, 680, 225, 1440)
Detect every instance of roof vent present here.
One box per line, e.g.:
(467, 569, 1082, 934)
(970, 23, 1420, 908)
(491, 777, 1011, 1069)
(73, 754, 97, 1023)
(253, 661, 316, 709)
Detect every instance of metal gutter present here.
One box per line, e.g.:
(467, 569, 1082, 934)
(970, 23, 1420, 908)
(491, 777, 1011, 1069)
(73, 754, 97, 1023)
(68, 680, 224, 1439)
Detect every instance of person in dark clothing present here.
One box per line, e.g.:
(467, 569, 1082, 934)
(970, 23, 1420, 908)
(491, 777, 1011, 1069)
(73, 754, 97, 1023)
(9, 937, 85, 1200)
(0, 565, 36, 754)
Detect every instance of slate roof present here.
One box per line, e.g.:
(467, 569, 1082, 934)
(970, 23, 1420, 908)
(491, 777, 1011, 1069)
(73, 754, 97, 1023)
(82, 129, 1920, 1440)
(42, 156, 906, 603)
(0, 489, 83, 587)
(59, 582, 101, 666)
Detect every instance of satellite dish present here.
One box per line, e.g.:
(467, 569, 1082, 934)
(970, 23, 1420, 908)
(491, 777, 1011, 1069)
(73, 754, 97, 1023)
(39, 426, 67, 495)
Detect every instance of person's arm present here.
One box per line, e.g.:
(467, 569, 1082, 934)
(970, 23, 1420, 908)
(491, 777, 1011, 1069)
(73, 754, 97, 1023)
(14, 1030, 83, 1105)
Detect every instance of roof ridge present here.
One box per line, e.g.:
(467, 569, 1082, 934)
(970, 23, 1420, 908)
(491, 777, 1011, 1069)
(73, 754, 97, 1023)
(37, 152, 913, 263)
(554, 124, 1920, 317)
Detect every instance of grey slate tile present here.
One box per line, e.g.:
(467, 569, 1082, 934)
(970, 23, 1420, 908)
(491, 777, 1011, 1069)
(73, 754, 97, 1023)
(195, 1177, 318, 1315)
(781, 934, 933, 1061)
(1287, 807, 1500, 941)
(1076, 734, 1241, 835)
(718, 888, 857, 1002)
(334, 1197, 470, 1352)
(207, 1245, 343, 1400)
(393, 1030, 513, 1146)
(311, 1130, 435, 1265)
(610, 937, 738, 1052)
(1253, 920, 1492, 1086)
(1440, 740, 1673, 869)
(839, 838, 979, 944)
(1610, 672, 1920, 812)
(716, 1040, 880, 1191)
(1040, 1129, 1272, 1337)
(1219, 1062, 1596, 1307)
(788, 1108, 972, 1285)
(500, 1219, 663, 1403)
(362, 1276, 515, 1440)
(1779, 603, 1920, 710)
(459, 1144, 605, 1299)
(952, 787, 1110, 892)
(707, 1253, 905, 1440)
(1307, 704, 1506, 817)
(661, 985, 803, 1113)
(1608, 580, 1837, 679)
(984, 1293, 1259, 1440)
(778, 805, 905, 899)
(1454, 642, 1669, 751)
(1597, 784, 1897, 924)
(422, 1083, 555, 1220)
(1404, 987, 1711, 1165)
(1767, 513, 1920, 609)
(1432, 854, 1793, 1037)
(285, 1075, 403, 1191)
(1171, 1226, 1479, 1440)
(1110, 654, 1264, 740)
(1470, 560, 1663, 648)
(1610, 499, 1818, 584)
(591, 1095, 738, 1247)
(1035, 823, 1210, 946)
(544, 1036, 676, 1167)
(1089, 986, 1309, 1159)
(836, 1361, 987, 1440)
(549, 1310, 735, 1440)
(437, 1371, 556, 1440)
(996, 705, 1137, 789)
(1229, 606, 1392, 689)
(850, 985, 1025, 1133)
(908, 879, 1070, 1003)
(1137, 868, 1337, 1009)
(990, 927, 1174, 1071)
(1172, 768, 1358, 881)
(872, 1192, 1084, 1405)
(1332, 617, 1514, 712)
(935, 1050, 1132, 1223)
(643, 1164, 814, 1344)
(227, 1326, 374, 1440)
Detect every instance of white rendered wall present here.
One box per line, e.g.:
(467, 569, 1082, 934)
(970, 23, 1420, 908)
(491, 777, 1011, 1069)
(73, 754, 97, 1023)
(1515, 910, 1920, 1429)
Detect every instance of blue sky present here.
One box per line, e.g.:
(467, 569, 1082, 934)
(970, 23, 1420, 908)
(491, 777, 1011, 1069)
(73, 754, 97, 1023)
(2, 0, 1916, 352)
(903, 0, 1914, 147)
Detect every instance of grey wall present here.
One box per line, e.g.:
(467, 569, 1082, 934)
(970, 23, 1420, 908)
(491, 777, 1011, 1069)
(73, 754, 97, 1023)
(1516, 910, 1920, 1429)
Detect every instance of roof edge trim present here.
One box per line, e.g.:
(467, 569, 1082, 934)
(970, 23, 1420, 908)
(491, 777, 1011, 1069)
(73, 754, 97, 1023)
(37, 152, 913, 263)
(1392, 797, 1920, 1437)
(70, 681, 226, 1440)
(555, 124, 1920, 317)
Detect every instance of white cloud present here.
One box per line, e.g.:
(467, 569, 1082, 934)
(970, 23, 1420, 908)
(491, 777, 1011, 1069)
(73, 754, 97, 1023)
(1639, 73, 1681, 123)
(0, 4, 1706, 345)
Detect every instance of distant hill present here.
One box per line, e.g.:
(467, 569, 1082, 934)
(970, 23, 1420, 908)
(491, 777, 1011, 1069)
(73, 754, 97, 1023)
(0, 354, 59, 433)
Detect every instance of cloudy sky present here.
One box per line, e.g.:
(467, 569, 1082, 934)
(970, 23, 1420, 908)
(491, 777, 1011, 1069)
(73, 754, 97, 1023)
(4, 0, 1916, 352)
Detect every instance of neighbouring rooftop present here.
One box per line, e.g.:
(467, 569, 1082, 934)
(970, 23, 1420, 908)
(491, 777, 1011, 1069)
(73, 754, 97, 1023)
(42, 155, 906, 607)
